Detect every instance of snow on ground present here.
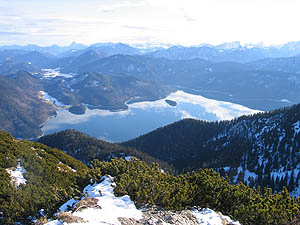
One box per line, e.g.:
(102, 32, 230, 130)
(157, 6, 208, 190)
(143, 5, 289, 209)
(193, 208, 240, 225)
(291, 185, 300, 197)
(41, 68, 73, 79)
(57, 162, 77, 173)
(5, 160, 26, 187)
(124, 156, 132, 161)
(293, 121, 300, 137)
(48, 176, 143, 225)
(47, 176, 240, 225)
(40, 91, 66, 107)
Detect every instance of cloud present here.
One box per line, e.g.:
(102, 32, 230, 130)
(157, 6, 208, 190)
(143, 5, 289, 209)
(122, 25, 148, 30)
(97, 0, 146, 13)
(0, 31, 26, 35)
(184, 15, 197, 22)
(1, 0, 300, 46)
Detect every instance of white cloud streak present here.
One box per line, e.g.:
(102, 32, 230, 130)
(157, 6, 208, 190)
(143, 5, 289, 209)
(0, 0, 300, 46)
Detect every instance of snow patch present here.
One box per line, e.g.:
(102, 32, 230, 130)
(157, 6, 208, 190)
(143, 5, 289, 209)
(6, 160, 26, 187)
(41, 68, 73, 79)
(293, 121, 300, 137)
(40, 91, 66, 107)
(49, 176, 142, 225)
(125, 156, 132, 161)
(57, 162, 77, 173)
(48, 176, 241, 225)
(193, 208, 240, 225)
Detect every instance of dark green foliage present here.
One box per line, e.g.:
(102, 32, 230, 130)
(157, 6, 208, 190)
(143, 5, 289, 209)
(92, 158, 300, 225)
(0, 131, 90, 224)
(123, 104, 300, 193)
(38, 129, 175, 173)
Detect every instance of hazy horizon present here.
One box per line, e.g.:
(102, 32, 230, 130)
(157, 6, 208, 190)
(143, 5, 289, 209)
(1, 0, 300, 47)
(1, 40, 300, 49)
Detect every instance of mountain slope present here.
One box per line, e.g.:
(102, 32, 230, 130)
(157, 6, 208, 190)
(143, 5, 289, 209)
(123, 104, 300, 193)
(60, 49, 106, 73)
(69, 54, 300, 110)
(37, 129, 174, 172)
(0, 131, 90, 224)
(0, 72, 56, 138)
(0, 60, 40, 75)
(248, 56, 300, 74)
(147, 45, 285, 62)
(44, 71, 170, 110)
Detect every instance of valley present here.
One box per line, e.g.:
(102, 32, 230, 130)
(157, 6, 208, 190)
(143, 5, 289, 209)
(1, 41, 300, 139)
(1, 41, 300, 224)
(41, 90, 258, 142)
(3, 0, 300, 224)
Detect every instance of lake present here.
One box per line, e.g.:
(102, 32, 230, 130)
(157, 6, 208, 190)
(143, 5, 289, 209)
(42, 91, 260, 142)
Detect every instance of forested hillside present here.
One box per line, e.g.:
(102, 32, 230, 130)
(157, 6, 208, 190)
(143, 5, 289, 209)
(38, 129, 174, 172)
(91, 158, 300, 225)
(0, 72, 56, 138)
(123, 104, 300, 194)
(0, 131, 90, 224)
(2, 130, 300, 225)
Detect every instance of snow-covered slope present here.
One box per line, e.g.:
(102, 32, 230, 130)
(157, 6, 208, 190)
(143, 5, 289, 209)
(124, 103, 300, 195)
(46, 176, 240, 225)
(206, 105, 300, 195)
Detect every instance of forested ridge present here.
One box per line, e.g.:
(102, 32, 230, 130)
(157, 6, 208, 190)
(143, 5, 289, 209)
(38, 129, 174, 173)
(123, 103, 300, 194)
(92, 158, 300, 225)
(2, 130, 300, 224)
(0, 131, 90, 224)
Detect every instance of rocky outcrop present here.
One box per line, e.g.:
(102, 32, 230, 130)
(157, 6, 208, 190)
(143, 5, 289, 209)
(119, 206, 236, 225)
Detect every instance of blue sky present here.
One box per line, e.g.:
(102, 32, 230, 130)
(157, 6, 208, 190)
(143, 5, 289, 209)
(1, 0, 300, 46)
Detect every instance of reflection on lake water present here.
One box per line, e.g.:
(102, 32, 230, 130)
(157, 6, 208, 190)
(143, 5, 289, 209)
(42, 91, 260, 142)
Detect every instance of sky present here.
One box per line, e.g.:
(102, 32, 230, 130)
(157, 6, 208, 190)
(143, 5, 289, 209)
(0, 0, 300, 47)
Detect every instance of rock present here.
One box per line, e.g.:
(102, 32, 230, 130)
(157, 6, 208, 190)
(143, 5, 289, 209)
(118, 206, 198, 225)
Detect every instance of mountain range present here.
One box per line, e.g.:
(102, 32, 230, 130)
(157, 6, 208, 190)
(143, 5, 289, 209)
(1, 40, 300, 138)
(2, 40, 300, 224)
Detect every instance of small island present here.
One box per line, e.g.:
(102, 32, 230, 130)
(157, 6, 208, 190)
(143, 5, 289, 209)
(68, 105, 86, 115)
(165, 99, 177, 107)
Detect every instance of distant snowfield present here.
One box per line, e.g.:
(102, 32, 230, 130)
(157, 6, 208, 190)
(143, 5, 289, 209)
(40, 91, 66, 107)
(46, 176, 240, 225)
(41, 68, 73, 79)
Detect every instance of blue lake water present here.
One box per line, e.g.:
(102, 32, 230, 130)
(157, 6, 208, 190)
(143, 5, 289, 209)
(42, 91, 260, 142)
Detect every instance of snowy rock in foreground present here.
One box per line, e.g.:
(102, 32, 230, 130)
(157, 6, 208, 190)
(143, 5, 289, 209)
(47, 176, 142, 225)
(193, 208, 240, 225)
(5, 160, 26, 187)
(47, 176, 240, 225)
(120, 207, 240, 225)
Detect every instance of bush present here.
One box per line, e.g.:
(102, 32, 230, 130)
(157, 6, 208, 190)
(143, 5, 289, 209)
(91, 157, 300, 225)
